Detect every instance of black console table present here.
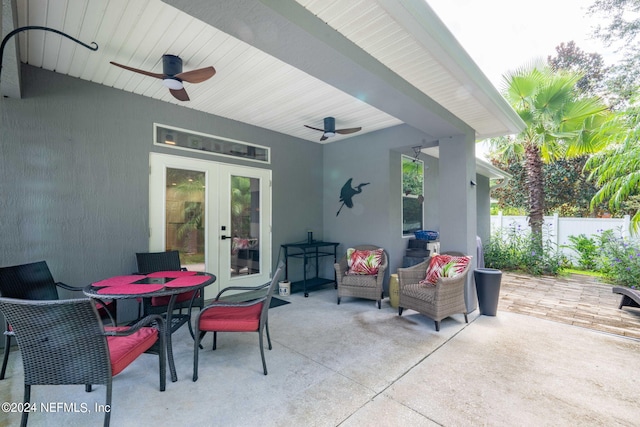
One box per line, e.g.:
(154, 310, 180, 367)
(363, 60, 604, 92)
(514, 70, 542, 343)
(281, 241, 340, 297)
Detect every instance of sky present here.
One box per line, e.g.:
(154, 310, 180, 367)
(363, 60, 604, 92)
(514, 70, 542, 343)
(426, 0, 618, 91)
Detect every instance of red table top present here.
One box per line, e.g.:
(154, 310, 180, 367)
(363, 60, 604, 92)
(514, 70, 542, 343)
(84, 271, 215, 298)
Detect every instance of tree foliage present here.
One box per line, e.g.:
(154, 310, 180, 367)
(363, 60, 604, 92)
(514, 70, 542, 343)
(589, 0, 640, 108)
(548, 41, 607, 96)
(491, 64, 613, 239)
(490, 156, 608, 217)
(402, 156, 424, 196)
(585, 99, 640, 231)
(589, 0, 640, 45)
(582, 0, 640, 232)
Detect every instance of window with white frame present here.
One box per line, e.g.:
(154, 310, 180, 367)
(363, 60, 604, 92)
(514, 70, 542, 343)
(402, 155, 424, 235)
(154, 123, 270, 164)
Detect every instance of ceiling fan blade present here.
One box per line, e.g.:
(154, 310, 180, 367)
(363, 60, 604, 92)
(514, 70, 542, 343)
(336, 127, 362, 135)
(175, 66, 216, 83)
(304, 125, 326, 132)
(320, 134, 328, 141)
(170, 88, 190, 101)
(110, 61, 164, 79)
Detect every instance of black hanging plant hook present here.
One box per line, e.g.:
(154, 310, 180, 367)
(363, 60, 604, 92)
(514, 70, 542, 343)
(0, 26, 98, 79)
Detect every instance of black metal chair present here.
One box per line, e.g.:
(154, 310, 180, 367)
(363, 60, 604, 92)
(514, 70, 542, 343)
(193, 265, 283, 380)
(0, 297, 165, 427)
(0, 261, 116, 380)
(136, 251, 205, 336)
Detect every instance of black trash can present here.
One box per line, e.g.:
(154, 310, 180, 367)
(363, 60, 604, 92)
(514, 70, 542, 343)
(474, 268, 502, 316)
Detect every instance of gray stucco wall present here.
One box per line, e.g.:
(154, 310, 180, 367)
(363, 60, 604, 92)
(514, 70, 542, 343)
(476, 173, 491, 250)
(322, 125, 438, 289)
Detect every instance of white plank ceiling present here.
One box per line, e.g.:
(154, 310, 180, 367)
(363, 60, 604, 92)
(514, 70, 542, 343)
(3, 0, 522, 143)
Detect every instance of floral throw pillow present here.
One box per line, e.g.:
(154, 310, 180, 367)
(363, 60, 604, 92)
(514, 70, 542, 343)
(420, 254, 471, 284)
(346, 248, 384, 275)
(231, 237, 258, 254)
(231, 238, 249, 255)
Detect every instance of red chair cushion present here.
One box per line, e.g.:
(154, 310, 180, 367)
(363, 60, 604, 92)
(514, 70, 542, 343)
(95, 300, 116, 317)
(198, 302, 263, 332)
(105, 326, 158, 376)
(151, 290, 198, 307)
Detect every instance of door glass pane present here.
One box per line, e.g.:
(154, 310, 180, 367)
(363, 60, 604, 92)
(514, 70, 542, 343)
(165, 168, 206, 272)
(230, 175, 260, 277)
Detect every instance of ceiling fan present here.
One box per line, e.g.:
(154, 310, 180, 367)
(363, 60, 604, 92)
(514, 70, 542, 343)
(304, 117, 362, 141)
(110, 54, 215, 101)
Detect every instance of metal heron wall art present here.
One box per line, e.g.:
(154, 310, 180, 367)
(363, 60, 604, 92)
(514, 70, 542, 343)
(336, 178, 370, 216)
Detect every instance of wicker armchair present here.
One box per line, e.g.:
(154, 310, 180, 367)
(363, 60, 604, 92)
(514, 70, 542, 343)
(136, 250, 204, 336)
(397, 257, 471, 331)
(334, 245, 388, 309)
(193, 265, 283, 380)
(0, 261, 116, 380)
(0, 297, 165, 427)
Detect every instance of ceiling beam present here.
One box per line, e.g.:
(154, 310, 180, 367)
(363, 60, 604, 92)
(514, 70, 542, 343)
(165, 0, 471, 139)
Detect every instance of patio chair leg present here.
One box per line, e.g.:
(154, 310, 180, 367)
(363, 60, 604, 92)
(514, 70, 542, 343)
(157, 324, 166, 392)
(187, 317, 195, 339)
(21, 384, 30, 427)
(620, 295, 634, 309)
(337, 296, 340, 305)
(464, 313, 468, 324)
(212, 332, 217, 350)
(265, 321, 272, 350)
(1, 333, 11, 380)
(398, 307, 404, 316)
(377, 299, 381, 309)
(259, 329, 268, 375)
(104, 381, 112, 427)
(198, 331, 206, 350)
(86, 384, 92, 392)
(434, 321, 440, 332)
(193, 330, 200, 382)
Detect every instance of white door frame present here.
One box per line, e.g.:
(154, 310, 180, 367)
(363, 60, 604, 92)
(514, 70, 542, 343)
(149, 153, 272, 299)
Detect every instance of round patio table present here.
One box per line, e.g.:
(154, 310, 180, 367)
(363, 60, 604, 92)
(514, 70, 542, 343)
(84, 271, 216, 382)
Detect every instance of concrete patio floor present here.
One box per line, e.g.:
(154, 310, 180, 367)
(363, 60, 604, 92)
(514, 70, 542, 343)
(1, 272, 638, 426)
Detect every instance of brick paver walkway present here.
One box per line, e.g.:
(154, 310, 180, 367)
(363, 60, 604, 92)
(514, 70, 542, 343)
(499, 272, 640, 340)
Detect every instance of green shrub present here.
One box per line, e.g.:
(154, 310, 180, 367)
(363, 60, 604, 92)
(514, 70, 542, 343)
(565, 234, 598, 270)
(484, 222, 563, 275)
(596, 229, 640, 288)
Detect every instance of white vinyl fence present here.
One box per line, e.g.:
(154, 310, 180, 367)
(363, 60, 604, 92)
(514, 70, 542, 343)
(490, 213, 633, 262)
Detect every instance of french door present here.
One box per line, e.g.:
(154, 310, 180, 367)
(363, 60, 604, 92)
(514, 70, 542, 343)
(149, 153, 272, 299)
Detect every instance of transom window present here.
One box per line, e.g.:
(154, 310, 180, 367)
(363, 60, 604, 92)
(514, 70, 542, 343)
(154, 123, 270, 164)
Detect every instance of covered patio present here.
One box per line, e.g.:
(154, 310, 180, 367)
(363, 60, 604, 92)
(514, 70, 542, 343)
(1, 273, 638, 426)
(4, 2, 638, 425)
(1, 0, 524, 312)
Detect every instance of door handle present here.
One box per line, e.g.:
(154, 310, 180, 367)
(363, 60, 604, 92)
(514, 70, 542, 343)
(221, 235, 232, 240)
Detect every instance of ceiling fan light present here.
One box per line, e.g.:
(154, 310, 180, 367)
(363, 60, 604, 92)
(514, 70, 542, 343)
(162, 78, 183, 90)
(324, 131, 335, 138)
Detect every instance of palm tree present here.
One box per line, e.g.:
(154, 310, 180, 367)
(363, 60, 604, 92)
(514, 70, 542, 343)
(491, 64, 613, 241)
(585, 97, 640, 233)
